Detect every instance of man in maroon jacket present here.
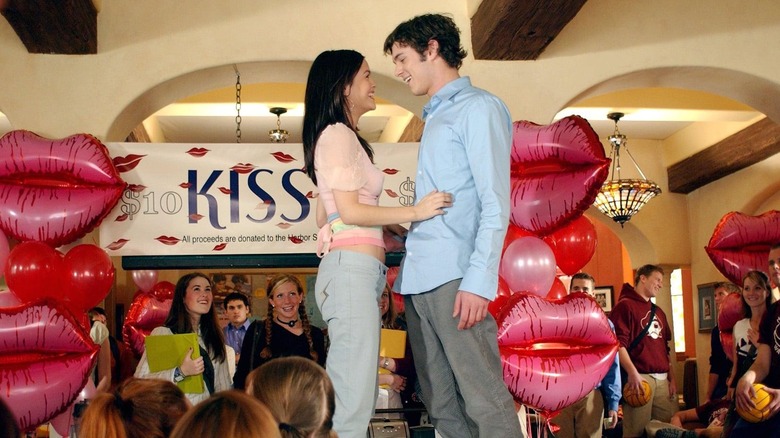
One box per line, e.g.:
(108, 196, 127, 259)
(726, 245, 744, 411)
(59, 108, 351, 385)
(610, 264, 678, 437)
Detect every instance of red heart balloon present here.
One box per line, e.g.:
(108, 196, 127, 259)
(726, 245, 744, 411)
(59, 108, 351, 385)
(122, 293, 172, 357)
(61, 244, 115, 312)
(5, 241, 63, 303)
(545, 277, 568, 300)
(543, 216, 597, 276)
(720, 330, 735, 363)
(717, 292, 745, 332)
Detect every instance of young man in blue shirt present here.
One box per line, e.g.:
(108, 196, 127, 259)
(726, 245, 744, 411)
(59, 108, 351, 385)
(552, 273, 621, 437)
(222, 292, 251, 362)
(384, 13, 521, 437)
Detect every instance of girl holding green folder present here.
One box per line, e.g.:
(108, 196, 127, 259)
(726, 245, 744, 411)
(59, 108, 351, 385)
(135, 272, 232, 405)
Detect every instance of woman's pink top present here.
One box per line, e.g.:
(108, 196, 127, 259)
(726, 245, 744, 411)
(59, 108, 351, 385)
(314, 123, 385, 256)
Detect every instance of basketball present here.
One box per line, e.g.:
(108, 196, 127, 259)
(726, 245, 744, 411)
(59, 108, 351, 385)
(623, 380, 652, 407)
(736, 383, 774, 423)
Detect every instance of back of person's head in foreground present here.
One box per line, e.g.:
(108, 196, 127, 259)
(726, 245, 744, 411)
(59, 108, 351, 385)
(170, 390, 280, 438)
(79, 377, 189, 438)
(0, 397, 20, 438)
(247, 356, 336, 438)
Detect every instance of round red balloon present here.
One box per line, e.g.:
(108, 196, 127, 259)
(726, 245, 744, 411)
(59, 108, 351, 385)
(5, 241, 62, 303)
(151, 280, 175, 301)
(545, 277, 568, 300)
(544, 216, 597, 276)
(502, 223, 535, 257)
(488, 276, 513, 319)
(61, 244, 115, 312)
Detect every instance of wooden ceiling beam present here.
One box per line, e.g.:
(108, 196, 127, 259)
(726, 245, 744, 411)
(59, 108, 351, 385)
(668, 118, 780, 194)
(397, 116, 424, 143)
(126, 123, 152, 143)
(1, 0, 97, 54)
(471, 0, 587, 61)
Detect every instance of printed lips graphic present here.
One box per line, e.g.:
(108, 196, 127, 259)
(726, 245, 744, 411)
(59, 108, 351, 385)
(510, 116, 610, 235)
(705, 210, 780, 285)
(497, 292, 618, 413)
(0, 301, 98, 431)
(0, 130, 127, 247)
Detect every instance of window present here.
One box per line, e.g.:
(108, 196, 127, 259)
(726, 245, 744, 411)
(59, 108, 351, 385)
(670, 268, 685, 353)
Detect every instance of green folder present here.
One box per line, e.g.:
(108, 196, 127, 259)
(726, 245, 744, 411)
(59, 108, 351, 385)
(144, 333, 204, 393)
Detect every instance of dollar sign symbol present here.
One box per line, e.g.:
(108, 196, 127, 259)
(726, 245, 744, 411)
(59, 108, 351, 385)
(399, 177, 415, 207)
(120, 190, 141, 220)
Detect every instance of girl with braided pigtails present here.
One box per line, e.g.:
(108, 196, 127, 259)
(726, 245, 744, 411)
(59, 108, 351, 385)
(232, 274, 327, 390)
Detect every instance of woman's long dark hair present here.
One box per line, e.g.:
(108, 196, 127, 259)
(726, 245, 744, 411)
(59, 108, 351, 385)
(165, 272, 226, 362)
(302, 49, 374, 185)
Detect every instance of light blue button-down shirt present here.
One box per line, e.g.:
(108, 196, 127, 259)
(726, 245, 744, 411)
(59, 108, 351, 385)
(396, 77, 512, 300)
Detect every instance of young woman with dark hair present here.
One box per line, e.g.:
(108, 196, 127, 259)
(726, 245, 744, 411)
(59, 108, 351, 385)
(135, 272, 231, 405)
(301, 49, 451, 437)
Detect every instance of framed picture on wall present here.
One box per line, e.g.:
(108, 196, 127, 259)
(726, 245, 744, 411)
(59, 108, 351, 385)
(698, 282, 718, 332)
(594, 286, 614, 313)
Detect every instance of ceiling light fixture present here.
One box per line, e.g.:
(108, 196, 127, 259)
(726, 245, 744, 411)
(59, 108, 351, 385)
(269, 107, 289, 143)
(593, 112, 661, 226)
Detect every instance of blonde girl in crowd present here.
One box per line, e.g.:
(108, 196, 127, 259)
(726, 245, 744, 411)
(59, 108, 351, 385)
(233, 274, 326, 389)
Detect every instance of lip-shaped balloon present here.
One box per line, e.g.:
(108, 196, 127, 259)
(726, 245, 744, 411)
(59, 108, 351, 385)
(122, 291, 172, 357)
(0, 130, 127, 247)
(497, 292, 618, 414)
(705, 211, 780, 285)
(0, 300, 98, 431)
(510, 116, 610, 235)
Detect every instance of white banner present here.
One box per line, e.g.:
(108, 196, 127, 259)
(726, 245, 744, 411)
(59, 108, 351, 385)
(99, 143, 419, 256)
